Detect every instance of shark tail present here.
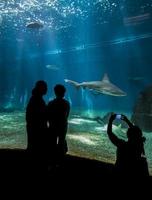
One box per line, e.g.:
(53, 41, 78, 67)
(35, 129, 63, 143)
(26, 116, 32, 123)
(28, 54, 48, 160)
(64, 79, 80, 89)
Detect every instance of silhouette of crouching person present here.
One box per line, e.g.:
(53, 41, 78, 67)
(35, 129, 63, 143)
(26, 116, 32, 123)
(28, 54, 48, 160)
(107, 113, 149, 180)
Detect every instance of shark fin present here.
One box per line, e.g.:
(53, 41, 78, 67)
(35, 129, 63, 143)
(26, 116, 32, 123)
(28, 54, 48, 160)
(102, 73, 110, 83)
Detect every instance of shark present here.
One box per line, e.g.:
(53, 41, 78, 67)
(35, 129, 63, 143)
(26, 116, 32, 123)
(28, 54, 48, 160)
(64, 73, 127, 96)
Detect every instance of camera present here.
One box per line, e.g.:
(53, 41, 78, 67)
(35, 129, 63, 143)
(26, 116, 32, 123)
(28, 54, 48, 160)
(115, 114, 122, 120)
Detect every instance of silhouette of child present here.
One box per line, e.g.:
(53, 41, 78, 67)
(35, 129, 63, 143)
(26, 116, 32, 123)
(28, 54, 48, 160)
(47, 84, 70, 166)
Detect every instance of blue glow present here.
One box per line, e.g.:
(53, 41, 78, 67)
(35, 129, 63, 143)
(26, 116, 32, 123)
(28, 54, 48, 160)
(0, 0, 152, 175)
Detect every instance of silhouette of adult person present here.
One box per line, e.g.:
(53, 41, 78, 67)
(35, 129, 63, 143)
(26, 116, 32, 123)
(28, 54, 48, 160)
(47, 84, 70, 166)
(107, 113, 149, 179)
(26, 80, 48, 158)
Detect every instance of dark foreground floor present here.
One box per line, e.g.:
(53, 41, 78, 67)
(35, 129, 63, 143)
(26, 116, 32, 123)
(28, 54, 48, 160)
(0, 149, 151, 196)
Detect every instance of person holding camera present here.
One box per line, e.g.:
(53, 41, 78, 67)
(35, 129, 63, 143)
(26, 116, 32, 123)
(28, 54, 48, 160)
(107, 113, 149, 179)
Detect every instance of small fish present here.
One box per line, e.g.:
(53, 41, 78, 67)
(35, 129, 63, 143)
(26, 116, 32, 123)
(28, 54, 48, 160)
(45, 65, 60, 71)
(26, 21, 43, 29)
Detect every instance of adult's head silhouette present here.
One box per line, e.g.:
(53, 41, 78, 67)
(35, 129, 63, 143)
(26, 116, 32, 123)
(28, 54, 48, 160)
(32, 80, 47, 96)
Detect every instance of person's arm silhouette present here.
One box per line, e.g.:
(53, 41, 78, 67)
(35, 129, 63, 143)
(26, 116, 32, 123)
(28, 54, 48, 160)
(107, 114, 124, 147)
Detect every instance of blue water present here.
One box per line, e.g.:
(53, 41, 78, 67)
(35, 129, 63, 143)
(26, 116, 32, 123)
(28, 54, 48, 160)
(0, 0, 152, 174)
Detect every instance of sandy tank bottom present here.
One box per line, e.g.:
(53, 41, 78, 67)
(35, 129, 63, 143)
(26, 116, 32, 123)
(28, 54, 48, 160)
(0, 110, 151, 175)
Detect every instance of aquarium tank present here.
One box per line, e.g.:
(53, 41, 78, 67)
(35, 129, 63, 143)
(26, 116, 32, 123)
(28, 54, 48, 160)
(0, 0, 152, 174)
